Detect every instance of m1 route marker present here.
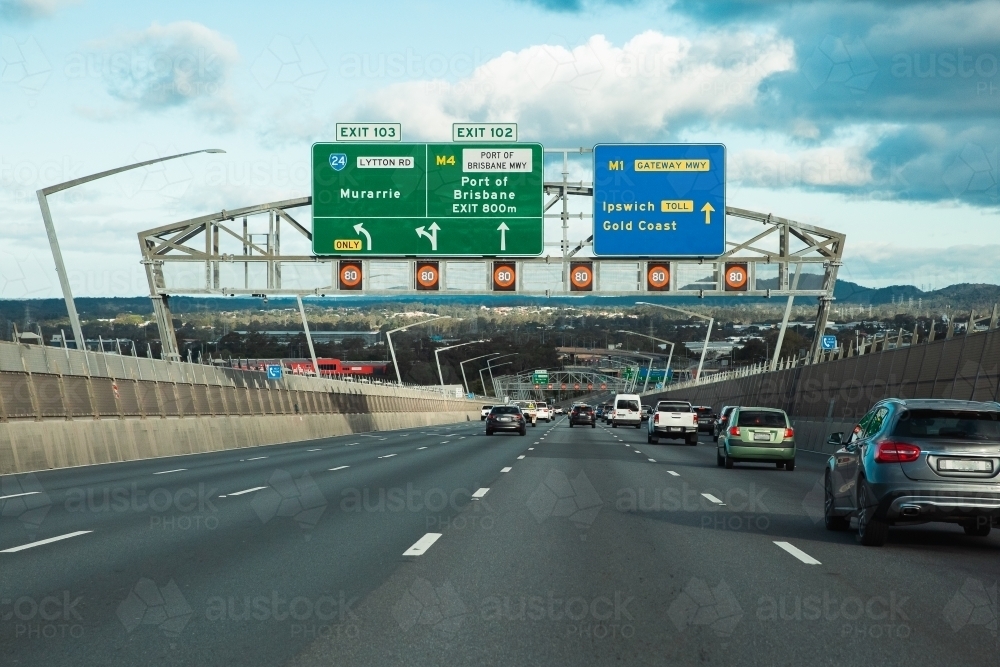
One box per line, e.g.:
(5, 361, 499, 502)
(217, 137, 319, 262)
(312, 142, 543, 256)
(593, 144, 725, 257)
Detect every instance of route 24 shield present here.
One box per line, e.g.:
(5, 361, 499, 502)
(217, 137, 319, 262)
(329, 153, 347, 171)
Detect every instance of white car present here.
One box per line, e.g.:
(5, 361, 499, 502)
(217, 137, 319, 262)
(554, 407, 563, 415)
(536, 403, 551, 422)
(611, 393, 643, 429)
(480, 404, 493, 420)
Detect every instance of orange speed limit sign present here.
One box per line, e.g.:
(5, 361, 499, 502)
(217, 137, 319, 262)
(492, 262, 516, 291)
(415, 262, 440, 290)
(724, 263, 749, 291)
(569, 262, 593, 291)
(339, 261, 362, 290)
(646, 263, 670, 291)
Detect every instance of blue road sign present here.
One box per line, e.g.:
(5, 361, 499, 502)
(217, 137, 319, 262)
(593, 143, 725, 257)
(821, 335, 838, 350)
(266, 364, 283, 380)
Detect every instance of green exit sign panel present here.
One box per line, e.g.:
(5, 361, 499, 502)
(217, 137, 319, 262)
(312, 142, 543, 256)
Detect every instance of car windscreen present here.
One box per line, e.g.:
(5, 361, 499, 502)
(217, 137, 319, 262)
(736, 411, 787, 428)
(892, 409, 1000, 440)
(658, 403, 690, 412)
(616, 399, 639, 411)
(491, 406, 520, 415)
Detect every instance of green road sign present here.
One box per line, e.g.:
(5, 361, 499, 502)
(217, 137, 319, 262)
(312, 142, 543, 256)
(531, 370, 549, 384)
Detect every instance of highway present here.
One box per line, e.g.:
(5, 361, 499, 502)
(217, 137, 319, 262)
(2, 417, 999, 666)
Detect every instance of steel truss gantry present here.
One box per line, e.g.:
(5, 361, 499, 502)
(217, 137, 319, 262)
(492, 370, 627, 401)
(138, 149, 845, 362)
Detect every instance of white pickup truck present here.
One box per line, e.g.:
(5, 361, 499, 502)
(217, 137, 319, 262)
(648, 400, 699, 445)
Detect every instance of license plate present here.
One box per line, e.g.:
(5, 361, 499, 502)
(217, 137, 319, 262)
(500, 417, 511, 422)
(753, 432, 771, 442)
(938, 458, 992, 472)
(669, 427, 681, 432)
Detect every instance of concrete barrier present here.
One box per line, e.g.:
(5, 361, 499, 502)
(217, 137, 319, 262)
(0, 409, 478, 475)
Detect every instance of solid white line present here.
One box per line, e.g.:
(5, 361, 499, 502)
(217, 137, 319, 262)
(501, 467, 512, 473)
(517, 455, 525, 459)
(378, 454, 397, 459)
(417, 446, 428, 450)
(702, 493, 724, 505)
(329, 466, 349, 471)
(774, 541, 822, 565)
(648, 458, 657, 462)
(472, 488, 489, 499)
(666, 471, 680, 477)
(0, 491, 41, 500)
(228, 486, 268, 496)
(1, 531, 93, 553)
(403, 532, 442, 556)
(153, 469, 187, 475)
(246, 456, 267, 461)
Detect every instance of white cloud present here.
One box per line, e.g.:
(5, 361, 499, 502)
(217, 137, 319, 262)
(844, 242, 1000, 289)
(336, 30, 794, 142)
(731, 145, 873, 188)
(0, 0, 77, 21)
(76, 21, 240, 122)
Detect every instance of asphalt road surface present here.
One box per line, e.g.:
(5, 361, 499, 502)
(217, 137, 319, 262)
(2, 416, 999, 666)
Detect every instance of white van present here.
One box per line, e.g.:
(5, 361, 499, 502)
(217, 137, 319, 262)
(536, 402, 551, 422)
(611, 394, 643, 428)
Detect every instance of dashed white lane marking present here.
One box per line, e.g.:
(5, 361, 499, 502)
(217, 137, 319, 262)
(329, 466, 349, 471)
(501, 467, 512, 473)
(0, 491, 41, 500)
(774, 541, 822, 565)
(472, 488, 490, 499)
(648, 458, 657, 462)
(306, 449, 322, 452)
(517, 455, 525, 459)
(417, 446, 428, 450)
(378, 454, 397, 459)
(441, 442, 449, 444)
(152, 469, 186, 475)
(1, 531, 93, 553)
(701, 493, 725, 505)
(666, 471, 680, 477)
(228, 486, 268, 497)
(528, 448, 534, 451)
(403, 532, 442, 556)
(346, 443, 359, 446)
(246, 456, 267, 461)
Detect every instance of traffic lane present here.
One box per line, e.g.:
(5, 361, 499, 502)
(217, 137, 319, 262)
(0, 430, 530, 667)
(283, 410, 942, 666)
(0, 423, 482, 550)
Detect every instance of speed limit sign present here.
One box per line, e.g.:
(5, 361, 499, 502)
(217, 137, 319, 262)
(339, 261, 363, 290)
(646, 263, 670, 291)
(569, 262, 593, 292)
(492, 262, 516, 291)
(724, 263, 749, 291)
(415, 262, 440, 290)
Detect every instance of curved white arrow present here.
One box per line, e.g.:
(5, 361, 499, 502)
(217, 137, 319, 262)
(415, 222, 440, 251)
(353, 223, 372, 250)
(497, 222, 509, 251)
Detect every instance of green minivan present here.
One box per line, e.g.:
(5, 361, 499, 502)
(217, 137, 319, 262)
(716, 407, 796, 471)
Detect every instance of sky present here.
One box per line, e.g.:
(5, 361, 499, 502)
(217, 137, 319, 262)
(0, 0, 997, 299)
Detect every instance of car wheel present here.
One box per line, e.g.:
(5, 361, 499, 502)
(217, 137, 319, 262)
(824, 473, 850, 531)
(963, 520, 991, 537)
(486, 429, 493, 436)
(775, 462, 784, 468)
(716, 452, 724, 467)
(785, 459, 795, 471)
(856, 482, 889, 546)
(635, 424, 641, 429)
(519, 428, 526, 436)
(591, 423, 595, 428)
(724, 455, 734, 469)
(687, 433, 698, 446)
(569, 422, 573, 428)
(612, 421, 617, 428)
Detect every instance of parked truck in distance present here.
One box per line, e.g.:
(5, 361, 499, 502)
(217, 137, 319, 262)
(648, 400, 699, 445)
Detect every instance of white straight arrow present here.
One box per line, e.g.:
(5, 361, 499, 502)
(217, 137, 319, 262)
(353, 223, 372, 250)
(497, 222, 509, 251)
(415, 222, 440, 251)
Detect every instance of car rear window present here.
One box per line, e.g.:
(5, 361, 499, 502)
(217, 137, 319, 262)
(657, 403, 690, 412)
(492, 406, 519, 415)
(482, 405, 492, 410)
(736, 411, 787, 428)
(695, 407, 712, 416)
(892, 409, 1000, 440)
(617, 399, 639, 411)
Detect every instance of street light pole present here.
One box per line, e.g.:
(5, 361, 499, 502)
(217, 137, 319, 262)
(459, 352, 499, 397)
(385, 315, 451, 385)
(486, 353, 517, 397)
(617, 329, 676, 392)
(484, 360, 513, 398)
(636, 302, 714, 381)
(37, 148, 225, 352)
(434, 339, 487, 386)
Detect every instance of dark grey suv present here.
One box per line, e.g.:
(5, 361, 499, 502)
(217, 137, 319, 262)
(824, 399, 1000, 546)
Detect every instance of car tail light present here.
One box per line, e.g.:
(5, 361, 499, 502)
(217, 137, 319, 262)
(784, 427, 794, 439)
(654, 414, 660, 424)
(729, 426, 741, 436)
(875, 441, 921, 463)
